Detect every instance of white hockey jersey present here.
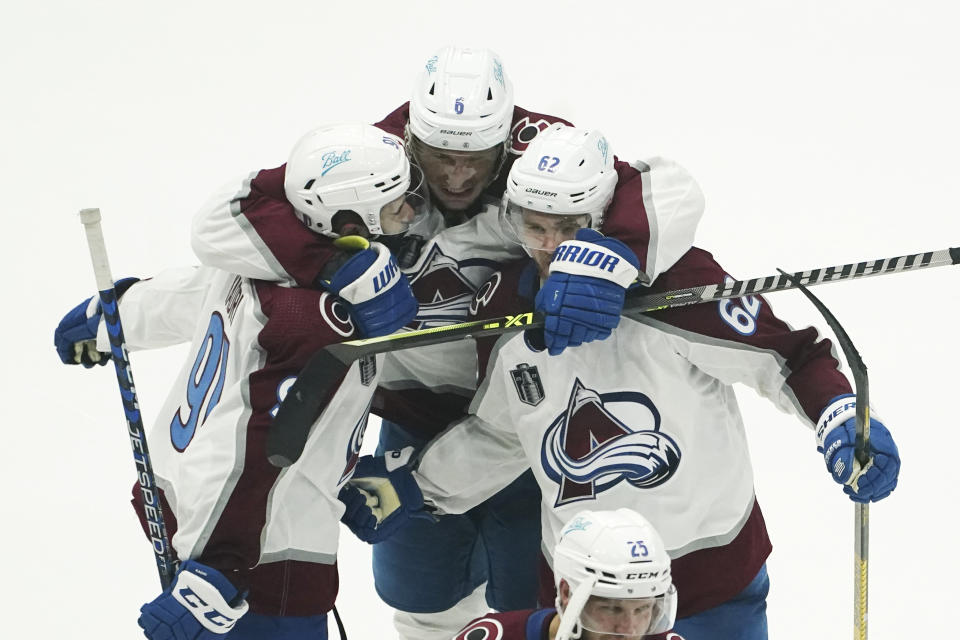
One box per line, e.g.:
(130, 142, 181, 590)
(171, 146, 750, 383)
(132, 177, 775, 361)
(414, 251, 854, 618)
(190, 157, 706, 438)
(97, 266, 379, 616)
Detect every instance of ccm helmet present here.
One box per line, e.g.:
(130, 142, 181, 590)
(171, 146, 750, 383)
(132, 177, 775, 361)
(553, 509, 677, 640)
(407, 46, 514, 151)
(284, 124, 412, 237)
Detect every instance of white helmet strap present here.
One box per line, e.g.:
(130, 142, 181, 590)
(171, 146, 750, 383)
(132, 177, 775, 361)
(555, 577, 597, 640)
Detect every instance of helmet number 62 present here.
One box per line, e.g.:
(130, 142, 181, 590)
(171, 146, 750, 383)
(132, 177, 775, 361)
(538, 155, 560, 173)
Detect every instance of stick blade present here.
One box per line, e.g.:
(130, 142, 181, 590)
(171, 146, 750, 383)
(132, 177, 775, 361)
(266, 347, 353, 467)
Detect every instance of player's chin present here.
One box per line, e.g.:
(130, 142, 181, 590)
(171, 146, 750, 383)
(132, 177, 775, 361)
(532, 251, 552, 279)
(434, 188, 480, 211)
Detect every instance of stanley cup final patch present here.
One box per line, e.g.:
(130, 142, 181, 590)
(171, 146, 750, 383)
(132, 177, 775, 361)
(511, 363, 544, 406)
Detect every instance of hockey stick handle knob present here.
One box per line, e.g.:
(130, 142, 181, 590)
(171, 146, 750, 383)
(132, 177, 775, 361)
(79, 207, 115, 291)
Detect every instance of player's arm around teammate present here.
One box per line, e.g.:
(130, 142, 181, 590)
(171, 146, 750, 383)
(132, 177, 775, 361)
(54, 124, 426, 640)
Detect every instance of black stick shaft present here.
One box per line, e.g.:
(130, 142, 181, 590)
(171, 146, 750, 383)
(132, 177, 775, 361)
(267, 245, 957, 467)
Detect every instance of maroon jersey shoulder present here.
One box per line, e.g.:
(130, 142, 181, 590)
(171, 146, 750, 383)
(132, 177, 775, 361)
(641, 248, 852, 421)
(234, 164, 339, 288)
(373, 102, 410, 138)
(455, 609, 547, 640)
(508, 105, 573, 155)
(599, 161, 655, 272)
(254, 282, 357, 364)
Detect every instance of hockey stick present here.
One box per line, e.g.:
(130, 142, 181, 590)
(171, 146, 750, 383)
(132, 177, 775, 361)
(777, 269, 870, 639)
(79, 208, 179, 589)
(266, 245, 958, 467)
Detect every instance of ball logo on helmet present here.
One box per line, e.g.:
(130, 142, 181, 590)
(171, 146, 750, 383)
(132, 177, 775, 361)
(562, 515, 592, 535)
(493, 58, 505, 87)
(597, 136, 609, 163)
(320, 150, 351, 176)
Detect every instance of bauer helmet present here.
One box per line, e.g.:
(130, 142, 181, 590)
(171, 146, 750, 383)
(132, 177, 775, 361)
(502, 123, 618, 240)
(284, 123, 422, 237)
(553, 508, 677, 640)
(407, 46, 514, 151)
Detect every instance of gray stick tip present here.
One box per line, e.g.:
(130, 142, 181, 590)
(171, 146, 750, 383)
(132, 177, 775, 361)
(78, 208, 102, 225)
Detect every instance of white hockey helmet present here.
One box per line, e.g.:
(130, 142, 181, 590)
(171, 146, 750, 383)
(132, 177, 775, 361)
(553, 509, 677, 640)
(407, 46, 515, 151)
(284, 123, 418, 237)
(504, 123, 618, 229)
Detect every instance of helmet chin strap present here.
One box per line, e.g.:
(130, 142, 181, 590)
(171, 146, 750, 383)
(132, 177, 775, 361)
(555, 577, 597, 640)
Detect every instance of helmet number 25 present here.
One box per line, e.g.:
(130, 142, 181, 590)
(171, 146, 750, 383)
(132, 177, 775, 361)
(629, 540, 650, 558)
(538, 155, 560, 173)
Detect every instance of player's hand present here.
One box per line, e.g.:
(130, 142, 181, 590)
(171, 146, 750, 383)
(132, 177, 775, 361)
(324, 241, 417, 338)
(535, 228, 640, 356)
(338, 483, 381, 543)
(345, 447, 430, 542)
(53, 277, 140, 367)
(816, 394, 900, 503)
(138, 560, 248, 639)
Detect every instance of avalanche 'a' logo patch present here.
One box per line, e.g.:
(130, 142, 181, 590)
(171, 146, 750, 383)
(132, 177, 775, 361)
(339, 402, 371, 483)
(541, 379, 681, 507)
(406, 243, 499, 329)
(509, 116, 554, 154)
(319, 292, 355, 337)
(454, 618, 503, 640)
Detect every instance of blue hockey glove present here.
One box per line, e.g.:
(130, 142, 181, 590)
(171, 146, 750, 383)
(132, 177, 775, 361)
(338, 483, 381, 543)
(816, 394, 901, 503)
(325, 242, 417, 338)
(138, 560, 249, 639)
(345, 447, 430, 543)
(535, 228, 641, 356)
(53, 277, 140, 367)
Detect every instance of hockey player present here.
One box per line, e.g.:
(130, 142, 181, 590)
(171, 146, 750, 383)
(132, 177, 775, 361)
(453, 509, 684, 640)
(52, 124, 426, 639)
(353, 123, 901, 640)
(183, 47, 706, 640)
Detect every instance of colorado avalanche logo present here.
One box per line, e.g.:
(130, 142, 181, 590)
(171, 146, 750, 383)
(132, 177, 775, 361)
(339, 403, 371, 483)
(509, 116, 553, 154)
(469, 271, 501, 316)
(541, 379, 681, 507)
(318, 292, 355, 337)
(454, 618, 503, 640)
(406, 243, 499, 329)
